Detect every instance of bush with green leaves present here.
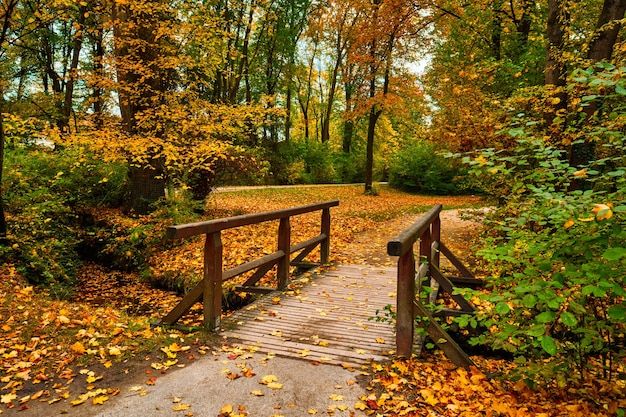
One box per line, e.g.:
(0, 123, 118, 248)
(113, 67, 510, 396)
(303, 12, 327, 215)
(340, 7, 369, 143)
(389, 140, 470, 195)
(1, 146, 127, 293)
(454, 64, 626, 387)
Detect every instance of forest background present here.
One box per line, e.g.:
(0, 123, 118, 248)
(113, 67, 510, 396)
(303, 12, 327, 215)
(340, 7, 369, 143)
(0, 0, 626, 414)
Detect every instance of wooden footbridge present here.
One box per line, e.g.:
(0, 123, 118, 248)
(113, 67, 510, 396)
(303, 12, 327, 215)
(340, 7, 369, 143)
(157, 201, 483, 369)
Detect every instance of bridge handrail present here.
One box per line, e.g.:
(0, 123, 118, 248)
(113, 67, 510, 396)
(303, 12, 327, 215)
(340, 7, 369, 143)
(167, 200, 340, 239)
(387, 204, 476, 369)
(159, 200, 339, 331)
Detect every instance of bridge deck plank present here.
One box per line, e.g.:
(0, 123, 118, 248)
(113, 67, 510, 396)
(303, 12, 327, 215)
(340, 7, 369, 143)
(221, 264, 411, 366)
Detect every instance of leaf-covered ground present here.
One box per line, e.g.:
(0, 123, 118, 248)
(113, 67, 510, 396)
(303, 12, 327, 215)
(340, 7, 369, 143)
(1, 185, 624, 415)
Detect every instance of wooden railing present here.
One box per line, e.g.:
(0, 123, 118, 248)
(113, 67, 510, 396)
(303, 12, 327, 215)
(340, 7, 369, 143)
(157, 200, 339, 330)
(387, 205, 482, 369)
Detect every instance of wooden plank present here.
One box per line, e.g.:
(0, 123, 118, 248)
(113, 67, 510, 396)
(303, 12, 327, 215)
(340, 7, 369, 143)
(387, 205, 442, 256)
(440, 242, 475, 279)
(204, 232, 223, 330)
(290, 235, 326, 254)
(430, 265, 475, 313)
(277, 218, 290, 289)
(168, 200, 339, 239)
(222, 264, 400, 365)
(413, 301, 475, 370)
(159, 279, 204, 325)
(222, 251, 284, 281)
(233, 286, 275, 294)
(396, 250, 415, 358)
(449, 276, 484, 288)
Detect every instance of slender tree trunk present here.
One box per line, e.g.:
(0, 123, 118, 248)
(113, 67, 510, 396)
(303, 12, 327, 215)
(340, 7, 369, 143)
(342, 79, 354, 153)
(544, 0, 568, 125)
(364, 107, 381, 193)
(490, 0, 503, 60)
(0, 109, 6, 239)
(61, 6, 86, 133)
(91, 29, 104, 128)
(321, 35, 344, 143)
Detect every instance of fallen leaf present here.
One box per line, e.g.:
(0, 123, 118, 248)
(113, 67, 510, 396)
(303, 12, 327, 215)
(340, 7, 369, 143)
(92, 396, 108, 405)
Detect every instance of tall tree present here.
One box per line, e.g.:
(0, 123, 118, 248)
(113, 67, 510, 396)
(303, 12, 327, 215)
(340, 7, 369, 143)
(112, 0, 169, 213)
(348, 0, 423, 193)
(0, 0, 20, 239)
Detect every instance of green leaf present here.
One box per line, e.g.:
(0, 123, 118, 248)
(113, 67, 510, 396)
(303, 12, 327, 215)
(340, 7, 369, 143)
(602, 247, 626, 261)
(608, 305, 626, 320)
(560, 312, 578, 327)
(536, 311, 556, 323)
(616, 83, 626, 96)
(495, 302, 511, 315)
(528, 324, 545, 337)
(541, 336, 557, 356)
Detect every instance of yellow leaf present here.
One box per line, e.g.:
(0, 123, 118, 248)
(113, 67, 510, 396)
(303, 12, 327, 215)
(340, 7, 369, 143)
(308, 408, 318, 414)
(86, 374, 103, 383)
(260, 375, 278, 384)
(71, 397, 86, 406)
(573, 169, 587, 178)
(103, 361, 112, 369)
(592, 203, 613, 220)
(354, 402, 367, 410)
(564, 219, 575, 229)
(375, 337, 384, 344)
(92, 396, 108, 405)
(267, 382, 283, 390)
(329, 394, 344, 401)
(1, 393, 17, 404)
(220, 404, 233, 414)
(250, 390, 264, 396)
(173, 403, 191, 411)
(108, 347, 122, 356)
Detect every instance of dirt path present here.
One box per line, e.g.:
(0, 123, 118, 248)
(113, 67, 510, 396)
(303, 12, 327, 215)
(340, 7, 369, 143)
(337, 208, 486, 270)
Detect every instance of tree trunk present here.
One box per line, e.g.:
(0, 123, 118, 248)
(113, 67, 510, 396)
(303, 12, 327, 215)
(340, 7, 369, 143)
(61, 6, 86, 133)
(364, 107, 381, 194)
(112, 2, 165, 214)
(0, 109, 6, 239)
(544, 0, 568, 125)
(569, 0, 626, 186)
(321, 35, 344, 144)
(91, 28, 104, 128)
(490, 0, 503, 60)
(342, 79, 354, 153)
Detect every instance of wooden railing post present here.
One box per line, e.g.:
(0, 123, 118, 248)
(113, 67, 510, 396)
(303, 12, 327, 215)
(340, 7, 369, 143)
(204, 231, 223, 331)
(320, 207, 331, 264)
(396, 248, 416, 358)
(277, 217, 291, 290)
(431, 214, 441, 271)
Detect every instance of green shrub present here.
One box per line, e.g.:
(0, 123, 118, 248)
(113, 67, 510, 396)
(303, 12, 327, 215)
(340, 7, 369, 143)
(388, 140, 468, 194)
(2, 146, 127, 292)
(455, 63, 626, 387)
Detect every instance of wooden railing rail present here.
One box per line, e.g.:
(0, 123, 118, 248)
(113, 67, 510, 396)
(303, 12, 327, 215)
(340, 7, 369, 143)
(158, 200, 339, 331)
(387, 205, 482, 369)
